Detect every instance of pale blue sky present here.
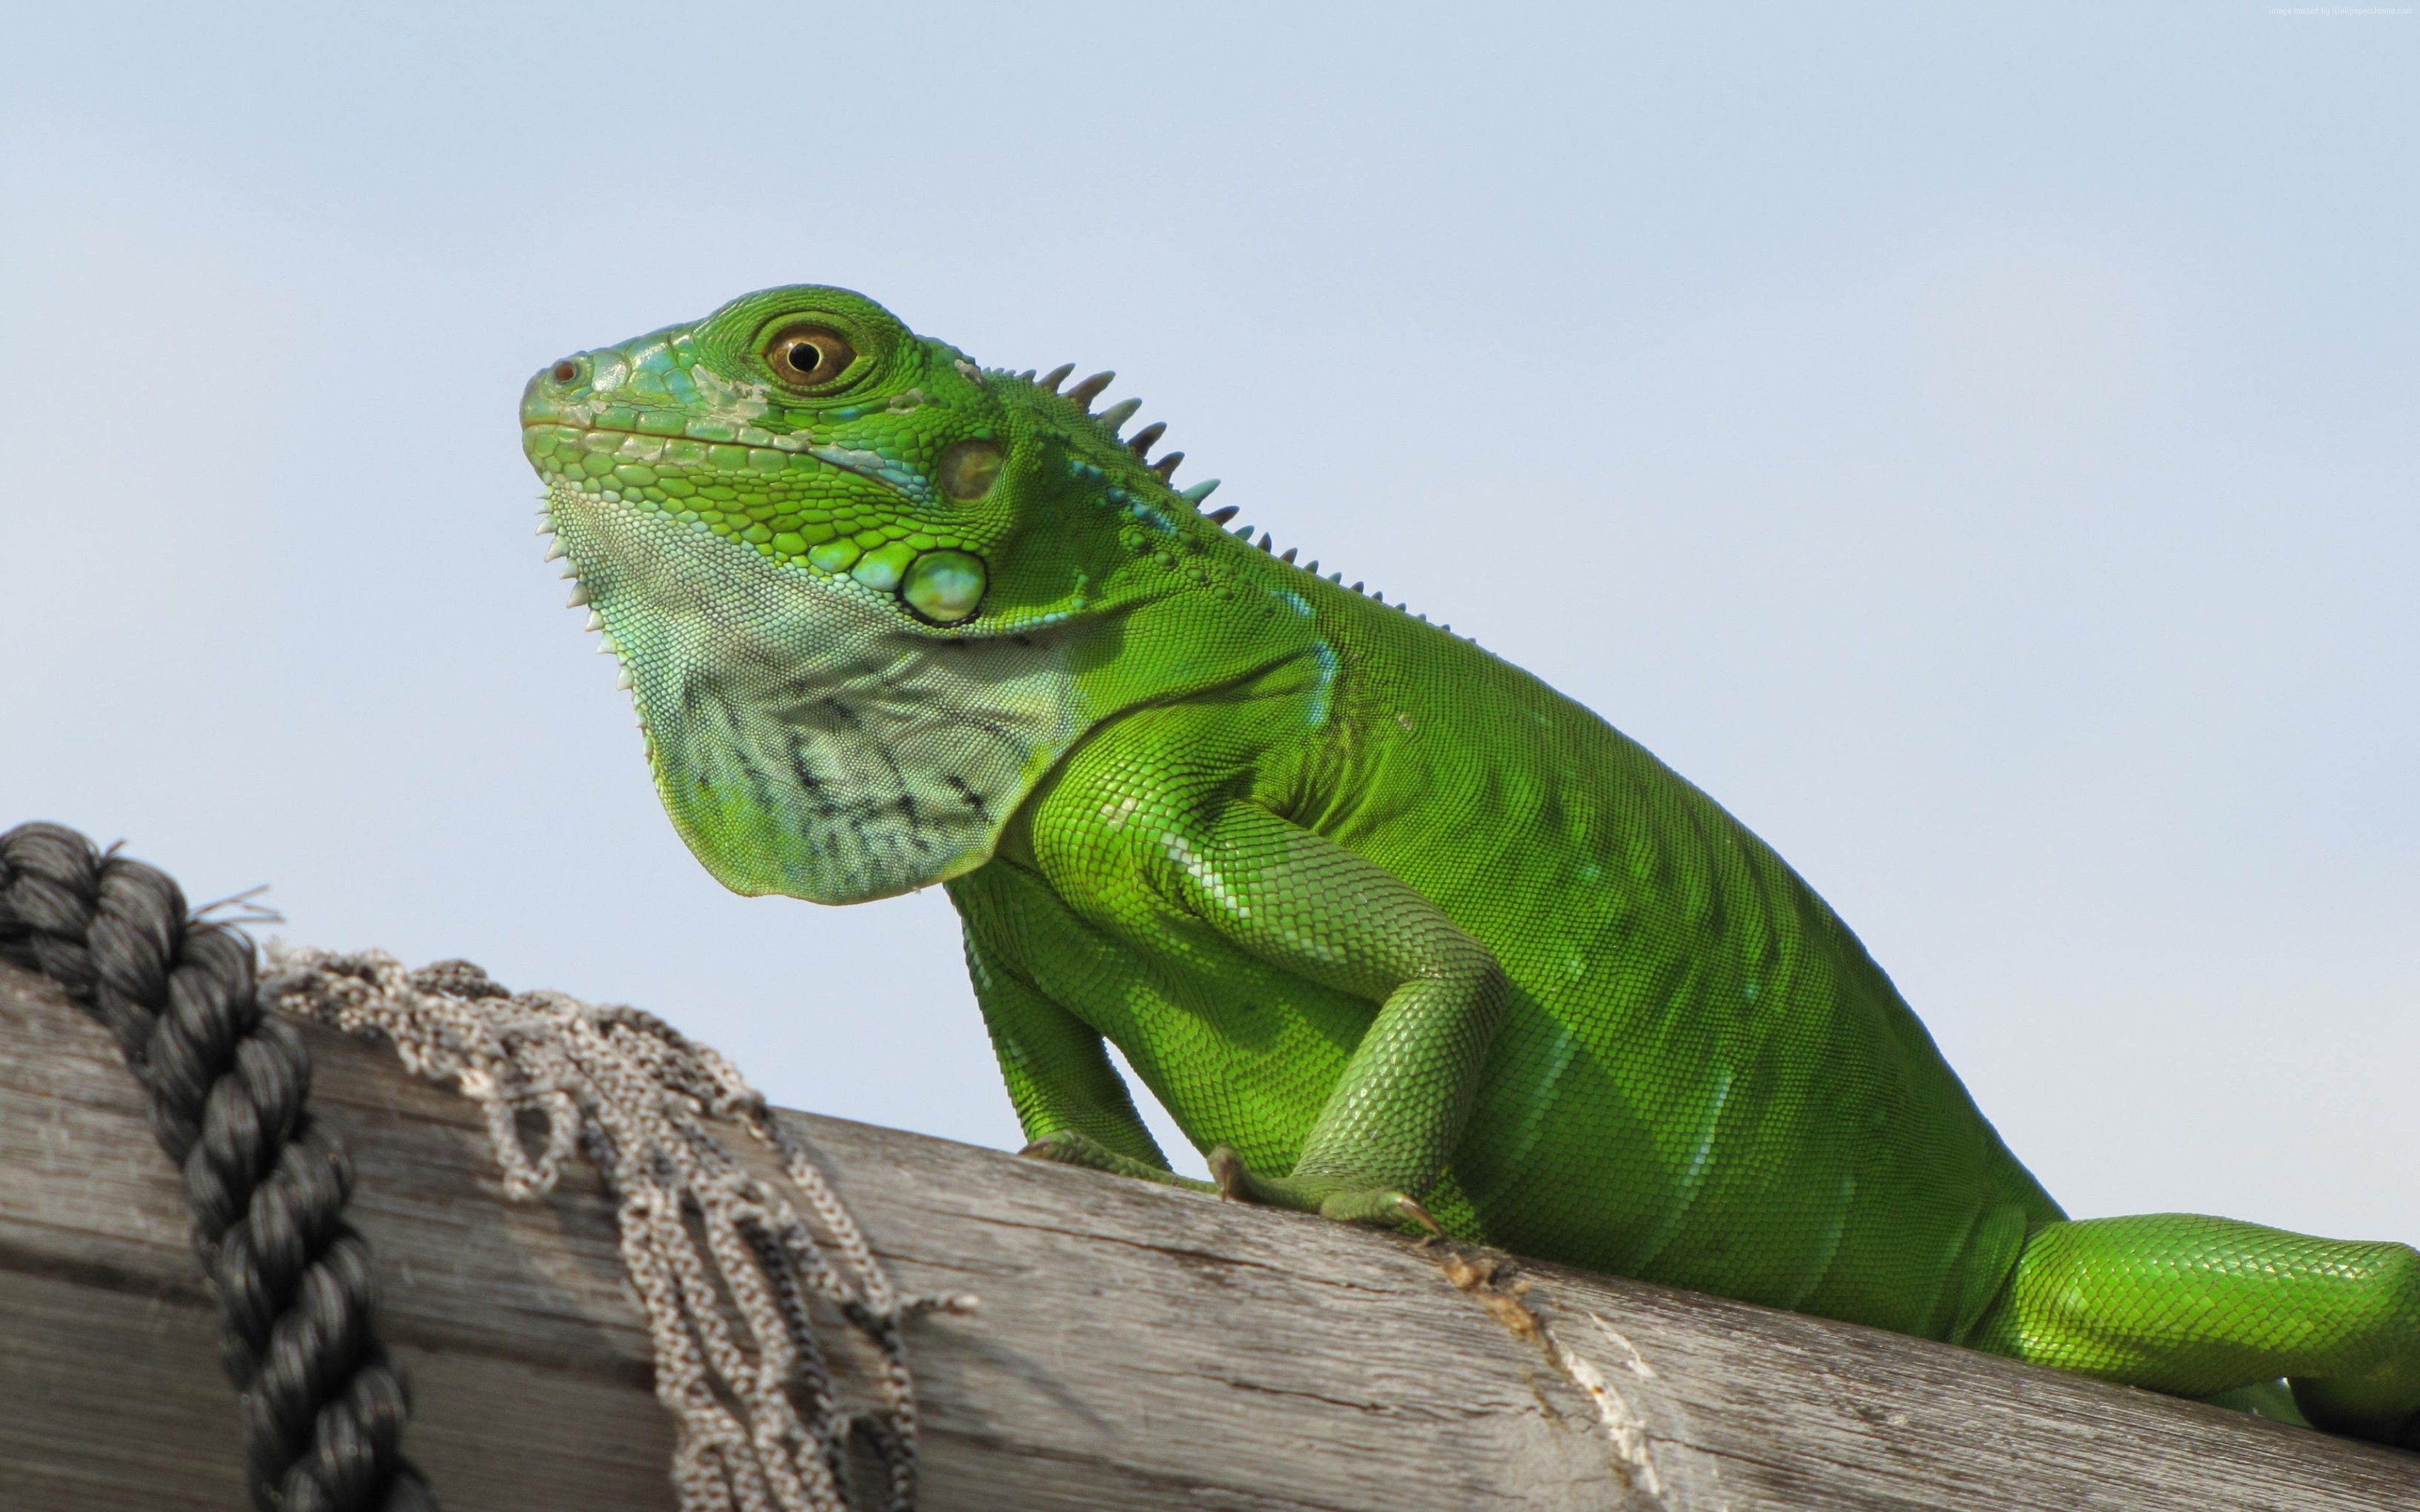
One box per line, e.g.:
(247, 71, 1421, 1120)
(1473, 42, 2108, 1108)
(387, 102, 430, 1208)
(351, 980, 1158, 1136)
(3, 4, 2412, 1239)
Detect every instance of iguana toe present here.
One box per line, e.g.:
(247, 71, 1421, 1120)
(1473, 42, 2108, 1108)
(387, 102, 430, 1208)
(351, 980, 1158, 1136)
(1022, 1131, 1215, 1191)
(1207, 1145, 1441, 1234)
(1019, 1130, 1096, 1163)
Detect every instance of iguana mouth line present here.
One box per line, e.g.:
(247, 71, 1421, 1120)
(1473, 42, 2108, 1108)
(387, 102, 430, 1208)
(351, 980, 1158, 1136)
(524, 413, 907, 497)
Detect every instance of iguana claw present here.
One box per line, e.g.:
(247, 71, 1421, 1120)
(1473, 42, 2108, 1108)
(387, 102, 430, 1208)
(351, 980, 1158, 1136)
(1207, 1144, 1248, 1201)
(1394, 1195, 1445, 1235)
(1207, 1145, 1443, 1235)
(1019, 1130, 1090, 1162)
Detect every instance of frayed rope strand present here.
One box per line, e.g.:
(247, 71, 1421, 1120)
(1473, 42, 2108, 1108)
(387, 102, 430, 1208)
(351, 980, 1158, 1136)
(260, 946, 972, 1512)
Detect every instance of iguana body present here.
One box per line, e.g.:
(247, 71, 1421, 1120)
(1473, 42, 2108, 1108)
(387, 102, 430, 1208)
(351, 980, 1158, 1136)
(522, 286, 2420, 1443)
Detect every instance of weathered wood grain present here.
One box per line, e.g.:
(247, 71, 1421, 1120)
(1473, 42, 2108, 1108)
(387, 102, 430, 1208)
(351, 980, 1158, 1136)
(4, 958, 2416, 1511)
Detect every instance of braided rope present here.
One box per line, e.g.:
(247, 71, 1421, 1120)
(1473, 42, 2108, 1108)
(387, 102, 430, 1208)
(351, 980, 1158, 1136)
(260, 946, 972, 1512)
(0, 822, 435, 1512)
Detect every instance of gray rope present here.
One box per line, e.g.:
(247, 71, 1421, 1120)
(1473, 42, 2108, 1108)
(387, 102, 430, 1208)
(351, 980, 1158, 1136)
(0, 821, 436, 1512)
(263, 946, 974, 1512)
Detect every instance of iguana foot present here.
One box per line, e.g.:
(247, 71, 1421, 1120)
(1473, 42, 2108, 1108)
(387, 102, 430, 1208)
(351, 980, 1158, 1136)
(1207, 1145, 1443, 1235)
(1019, 1130, 1216, 1191)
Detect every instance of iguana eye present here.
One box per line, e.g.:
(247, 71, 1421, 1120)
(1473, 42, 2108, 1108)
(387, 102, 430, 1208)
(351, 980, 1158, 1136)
(764, 324, 858, 389)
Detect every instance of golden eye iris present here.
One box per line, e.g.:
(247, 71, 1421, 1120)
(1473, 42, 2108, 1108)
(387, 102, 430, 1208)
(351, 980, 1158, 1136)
(764, 324, 858, 389)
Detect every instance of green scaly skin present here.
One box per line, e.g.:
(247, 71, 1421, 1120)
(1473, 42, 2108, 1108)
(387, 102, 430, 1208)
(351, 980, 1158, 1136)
(521, 285, 2420, 1445)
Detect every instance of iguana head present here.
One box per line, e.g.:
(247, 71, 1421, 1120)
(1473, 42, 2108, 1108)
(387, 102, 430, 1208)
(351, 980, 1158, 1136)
(522, 285, 1301, 904)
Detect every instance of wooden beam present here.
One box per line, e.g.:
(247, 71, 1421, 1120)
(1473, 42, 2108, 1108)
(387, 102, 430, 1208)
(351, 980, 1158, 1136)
(4, 958, 2415, 1511)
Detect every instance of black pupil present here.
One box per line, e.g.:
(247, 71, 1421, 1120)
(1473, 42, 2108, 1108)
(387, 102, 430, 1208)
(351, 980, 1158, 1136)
(788, 342, 822, 374)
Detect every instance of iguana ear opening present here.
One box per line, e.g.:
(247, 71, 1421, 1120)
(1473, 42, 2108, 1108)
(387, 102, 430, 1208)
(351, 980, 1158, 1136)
(938, 440, 1003, 501)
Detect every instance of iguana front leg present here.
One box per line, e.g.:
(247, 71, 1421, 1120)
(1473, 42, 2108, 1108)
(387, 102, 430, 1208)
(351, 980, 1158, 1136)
(1033, 759, 1511, 1233)
(960, 925, 1216, 1191)
(1184, 801, 1507, 1232)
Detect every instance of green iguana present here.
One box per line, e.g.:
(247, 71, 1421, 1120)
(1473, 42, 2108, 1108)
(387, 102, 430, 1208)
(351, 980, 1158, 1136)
(521, 284, 2420, 1443)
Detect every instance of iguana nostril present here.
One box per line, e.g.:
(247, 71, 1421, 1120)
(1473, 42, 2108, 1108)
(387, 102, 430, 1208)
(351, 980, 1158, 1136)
(900, 549, 987, 625)
(551, 359, 581, 385)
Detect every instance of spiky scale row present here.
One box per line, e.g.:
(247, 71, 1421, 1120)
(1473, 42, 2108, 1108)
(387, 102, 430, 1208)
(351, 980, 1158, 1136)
(1020, 350, 1432, 631)
(1207, 512, 1426, 619)
(1029, 364, 1186, 480)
